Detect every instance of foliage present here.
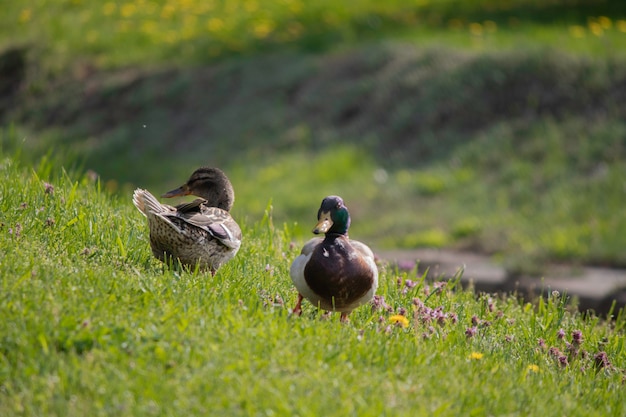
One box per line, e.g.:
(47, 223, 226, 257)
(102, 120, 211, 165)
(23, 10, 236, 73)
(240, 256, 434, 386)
(0, 152, 625, 416)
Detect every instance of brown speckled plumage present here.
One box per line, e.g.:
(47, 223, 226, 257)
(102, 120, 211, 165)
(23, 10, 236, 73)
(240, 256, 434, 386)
(133, 167, 241, 274)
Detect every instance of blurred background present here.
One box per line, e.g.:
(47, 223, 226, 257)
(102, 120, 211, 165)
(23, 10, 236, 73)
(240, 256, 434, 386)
(1, 0, 626, 281)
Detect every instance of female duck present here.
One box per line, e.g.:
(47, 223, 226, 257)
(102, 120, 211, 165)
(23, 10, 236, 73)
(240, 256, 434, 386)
(290, 195, 378, 322)
(133, 167, 241, 274)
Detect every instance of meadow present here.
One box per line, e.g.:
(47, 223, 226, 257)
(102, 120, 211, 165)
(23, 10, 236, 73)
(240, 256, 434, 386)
(1, 1, 626, 415)
(3, 1, 626, 272)
(0, 151, 624, 416)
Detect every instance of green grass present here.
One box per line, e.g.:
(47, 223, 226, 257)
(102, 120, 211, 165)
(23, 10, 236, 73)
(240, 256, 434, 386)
(3, 2, 626, 271)
(1, 151, 625, 416)
(3, 0, 626, 75)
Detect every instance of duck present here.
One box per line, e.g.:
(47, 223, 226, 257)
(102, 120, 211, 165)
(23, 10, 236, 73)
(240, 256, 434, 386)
(290, 195, 378, 322)
(132, 167, 242, 274)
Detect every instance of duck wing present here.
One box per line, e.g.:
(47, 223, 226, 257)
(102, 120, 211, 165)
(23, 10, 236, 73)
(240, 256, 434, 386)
(168, 207, 242, 250)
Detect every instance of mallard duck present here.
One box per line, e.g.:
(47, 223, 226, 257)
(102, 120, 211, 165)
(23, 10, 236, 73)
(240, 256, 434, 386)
(290, 195, 378, 322)
(132, 167, 242, 274)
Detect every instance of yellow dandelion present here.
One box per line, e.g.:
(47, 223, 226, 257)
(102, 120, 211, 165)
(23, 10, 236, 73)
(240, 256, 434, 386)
(598, 16, 612, 29)
(389, 314, 410, 328)
(102, 2, 116, 16)
(120, 3, 136, 18)
(141, 21, 158, 36)
(469, 352, 483, 360)
(19, 8, 32, 23)
(469, 22, 483, 36)
(245, 0, 259, 13)
(253, 19, 275, 39)
(617, 20, 626, 33)
(588, 21, 603, 37)
(527, 364, 540, 373)
(161, 4, 176, 19)
(207, 18, 224, 32)
(569, 25, 586, 38)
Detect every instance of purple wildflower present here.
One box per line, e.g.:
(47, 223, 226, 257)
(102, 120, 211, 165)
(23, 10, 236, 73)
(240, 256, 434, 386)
(44, 182, 54, 195)
(557, 328, 566, 339)
(558, 355, 569, 368)
(572, 330, 583, 346)
(371, 295, 388, 312)
(593, 351, 611, 370)
(449, 312, 458, 324)
(465, 326, 477, 338)
(404, 279, 417, 288)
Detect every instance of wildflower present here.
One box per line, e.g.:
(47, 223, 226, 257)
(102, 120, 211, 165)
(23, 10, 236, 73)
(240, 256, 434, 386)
(371, 295, 389, 312)
(471, 315, 479, 326)
(433, 281, 446, 292)
(551, 290, 560, 298)
(273, 295, 284, 307)
(537, 338, 546, 349)
(469, 352, 483, 360)
(572, 330, 583, 345)
(558, 355, 569, 368)
(389, 314, 409, 328)
(404, 279, 417, 288)
(397, 307, 407, 316)
(593, 351, 611, 370)
(549, 347, 561, 357)
(504, 335, 513, 343)
(557, 328, 566, 339)
(44, 182, 54, 195)
(465, 326, 477, 338)
(412, 297, 424, 309)
(449, 312, 458, 324)
(434, 308, 447, 327)
(527, 364, 540, 373)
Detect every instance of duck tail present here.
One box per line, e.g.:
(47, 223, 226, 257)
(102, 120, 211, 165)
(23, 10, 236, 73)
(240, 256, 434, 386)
(132, 188, 165, 217)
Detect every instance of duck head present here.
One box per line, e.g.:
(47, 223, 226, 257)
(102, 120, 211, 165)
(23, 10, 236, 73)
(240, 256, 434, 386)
(162, 167, 235, 211)
(313, 195, 351, 236)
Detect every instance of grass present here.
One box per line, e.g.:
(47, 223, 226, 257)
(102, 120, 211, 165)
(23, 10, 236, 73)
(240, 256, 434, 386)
(1, 150, 625, 416)
(2, 1, 626, 272)
(4, 0, 626, 74)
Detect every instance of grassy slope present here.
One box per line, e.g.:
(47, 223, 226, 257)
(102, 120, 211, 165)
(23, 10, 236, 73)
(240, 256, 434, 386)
(2, 1, 626, 271)
(5, 44, 626, 272)
(1, 152, 625, 416)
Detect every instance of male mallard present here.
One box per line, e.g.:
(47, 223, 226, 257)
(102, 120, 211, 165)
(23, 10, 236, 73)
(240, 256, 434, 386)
(290, 195, 378, 322)
(132, 167, 242, 274)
